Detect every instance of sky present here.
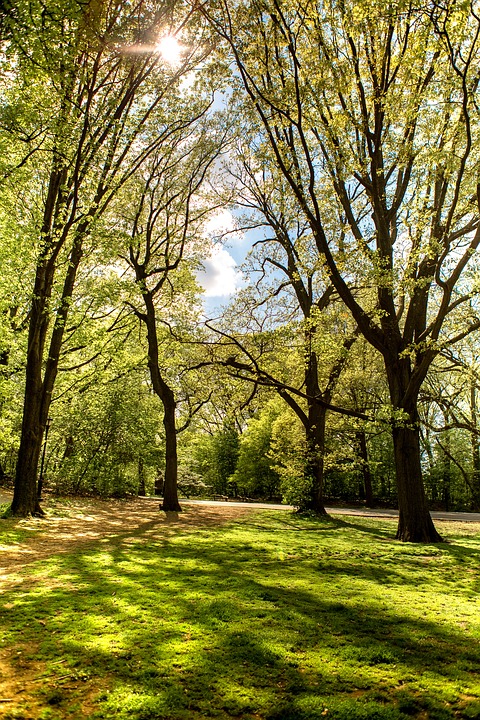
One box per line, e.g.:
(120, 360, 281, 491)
(152, 40, 250, 314)
(196, 208, 248, 315)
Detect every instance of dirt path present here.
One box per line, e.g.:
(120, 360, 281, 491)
(0, 492, 253, 585)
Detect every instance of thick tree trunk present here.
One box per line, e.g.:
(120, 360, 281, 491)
(385, 359, 443, 542)
(392, 422, 443, 542)
(11, 262, 51, 517)
(300, 341, 327, 514)
(12, 232, 84, 517)
(12, 397, 45, 517)
(161, 387, 181, 512)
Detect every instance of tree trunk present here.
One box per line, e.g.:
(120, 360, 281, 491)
(154, 471, 164, 496)
(11, 261, 52, 517)
(304, 405, 327, 514)
(141, 291, 181, 512)
(12, 396, 44, 517)
(356, 429, 374, 507)
(138, 457, 146, 496)
(12, 231, 84, 517)
(298, 338, 326, 514)
(392, 422, 442, 542)
(385, 359, 443, 542)
(162, 391, 181, 511)
(469, 383, 480, 510)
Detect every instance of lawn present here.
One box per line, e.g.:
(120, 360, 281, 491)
(0, 501, 479, 720)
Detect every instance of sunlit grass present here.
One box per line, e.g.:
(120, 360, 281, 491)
(1, 508, 479, 719)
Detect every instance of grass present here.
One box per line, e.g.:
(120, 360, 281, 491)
(1, 506, 480, 719)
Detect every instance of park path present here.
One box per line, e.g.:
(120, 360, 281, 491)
(178, 498, 480, 522)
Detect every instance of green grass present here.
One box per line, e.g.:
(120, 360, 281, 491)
(1, 508, 480, 720)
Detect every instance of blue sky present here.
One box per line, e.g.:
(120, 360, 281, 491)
(196, 208, 250, 315)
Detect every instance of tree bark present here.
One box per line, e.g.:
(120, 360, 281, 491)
(162, 388, 181, 511)
(11, 254, 54, 516)
(386, 363, 443, 542)
(141, 291, 181, 512)
(12, 231, 84, 517)
(469, 383, 480, 510)
(12, 398, 44, 516)
(279, 342, 329, 515)
(301, 333, 328, 514)
(392, 422, 443, 542)
(304, 405, 327, 514)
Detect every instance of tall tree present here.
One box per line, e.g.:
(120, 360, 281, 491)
(204, 0, 480, 541)
(206, 151, 365, 512)
(5, 0, 209, 515)
(120, 118, 226, 511)
(210, 271, 360, 513)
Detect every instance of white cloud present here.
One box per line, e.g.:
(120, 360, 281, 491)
(197, 245, 243, 297)
(204, 209, 244, 243)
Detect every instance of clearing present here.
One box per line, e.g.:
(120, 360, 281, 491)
(0, 494, 479, 720)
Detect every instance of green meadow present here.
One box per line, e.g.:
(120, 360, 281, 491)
(1, 505, 479, 720)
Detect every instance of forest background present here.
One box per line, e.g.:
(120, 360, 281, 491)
(1, 0, 480, 542)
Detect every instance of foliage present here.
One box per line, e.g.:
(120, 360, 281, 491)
(49, 372, 164, 497)
(230, 400, 281, 498)
(204, 0, 480, 540)
(269, 407, 309, 506)
(2, 0, 480, 524)
(208, 420, 241, 495)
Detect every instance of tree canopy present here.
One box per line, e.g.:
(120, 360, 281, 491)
(1, 0, 480, 541)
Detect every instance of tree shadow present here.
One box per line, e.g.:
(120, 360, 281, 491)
(2, 514, 479, 720)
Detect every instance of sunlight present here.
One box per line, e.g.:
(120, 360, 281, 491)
(156, 35, 183, 65)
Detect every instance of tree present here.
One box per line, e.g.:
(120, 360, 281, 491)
(421, 342, 480, 510)
(332, 338, 390, 507)
(184, 419, 240, 496)
(44, 310, 165, 498)
(230, 401, 281, 498)
(5, 0, 210, 515)
(212, 297, 363, 511)
(204, 0, 480, 541)
(119, 114, 226, 511)
(205, 151, 366, 512)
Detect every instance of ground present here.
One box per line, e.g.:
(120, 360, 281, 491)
(1, 492, 479, 720)
(0, 492, 251, 577)
(0, 492, 252, 718)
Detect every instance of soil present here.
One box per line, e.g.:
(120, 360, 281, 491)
(0, 491, 251, 581)
(0, 491, 254, 719)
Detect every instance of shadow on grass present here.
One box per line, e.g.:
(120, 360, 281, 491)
(330, 515, 480, 591)
(327, 515, 399, 540)
(2, 512, 480, 720)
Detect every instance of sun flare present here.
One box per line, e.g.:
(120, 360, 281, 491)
(156, 35, 183, 65)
